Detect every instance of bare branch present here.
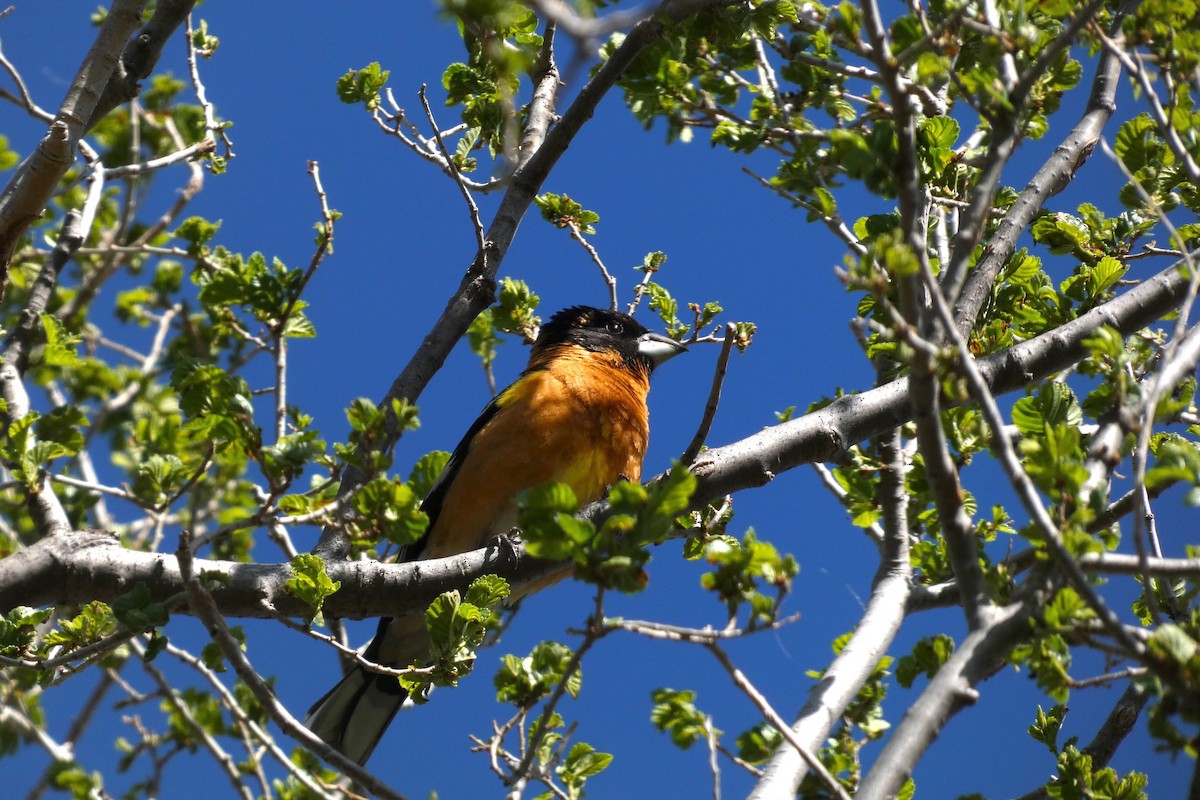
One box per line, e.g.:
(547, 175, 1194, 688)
(1078, 552, 1200, 577)
(857, 600, 1036, 799)
(689, 260, 1191, 507)
(161, 640, 342, 800)
(524, 0, 651, 41)
(565, 221, 618, 310)
(136, 638, 256, 800)
(922, 257, 1145, 658)
(681, 324, 736, 465)
(0, 34, 52, 121)
(418, 84, 487, 250)
(88, 0, 199, 128)
(707, 642, 852, 800)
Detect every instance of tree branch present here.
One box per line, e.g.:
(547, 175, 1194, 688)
(6, 259, 1194, 615)
(750, 428, 912, 799)
(0, 0, 195, 278)
(0, 528, 566, 619)
(946, 1, 1130, 328)
(688, 260, 1191, 506)
(1010, 681, 1149, 800)
(176, 532, 411, 800)
(856, 600, 1038, 799)
(87, 0, 199, 128)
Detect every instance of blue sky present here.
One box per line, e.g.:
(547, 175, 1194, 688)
(2, 2, 1192, 797)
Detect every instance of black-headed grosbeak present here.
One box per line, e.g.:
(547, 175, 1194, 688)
(306, 306, 686, 764)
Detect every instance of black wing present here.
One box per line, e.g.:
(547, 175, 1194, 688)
(396, 392, 504, 562)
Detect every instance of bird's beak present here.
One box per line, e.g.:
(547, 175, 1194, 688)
(637, 331, 687, 367)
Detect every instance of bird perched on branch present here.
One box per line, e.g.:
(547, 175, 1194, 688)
(306, 305, 686, 764)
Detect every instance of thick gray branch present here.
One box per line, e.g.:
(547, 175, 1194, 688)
(948, 3, 1128, 332)
(0, 528, 568, 619)
(2, 261, 1189, 617)
(751, 426, 914, 799)
(688, 261, 1189, 507)
(856, 600, 1038, 800)
(0, 1, 196, 277)
(87, 0, 198, 128)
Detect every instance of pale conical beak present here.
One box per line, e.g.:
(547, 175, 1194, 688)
(637, 331, 687, 367)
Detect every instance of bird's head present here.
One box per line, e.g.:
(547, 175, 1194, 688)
(533, 306, 687, 374)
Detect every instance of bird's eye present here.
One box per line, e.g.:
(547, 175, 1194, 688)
(605, 320, 624, 335)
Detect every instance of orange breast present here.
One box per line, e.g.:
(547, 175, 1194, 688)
(420, 346, 651, 560)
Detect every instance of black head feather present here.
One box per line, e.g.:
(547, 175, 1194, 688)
(533, 306, 685, 372)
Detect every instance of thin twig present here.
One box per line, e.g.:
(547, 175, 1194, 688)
(565, 222, 618, 309)
(135, 638, 256, 800)
(103, 138, 216, 178)
(162, 641, 339, 800)
(704, 715, 722, 800)
(419, 84, 486, 250)
(185, 13, 233, 161)
(681, 324, 736, 464)
(706, 642, 852, 800)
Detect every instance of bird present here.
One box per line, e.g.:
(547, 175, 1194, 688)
(305, 305, 686, 764)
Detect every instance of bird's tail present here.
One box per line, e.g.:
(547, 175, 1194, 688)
(304, 664, 408, 765)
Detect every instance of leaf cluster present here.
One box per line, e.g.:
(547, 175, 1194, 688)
(400, 575, 511, 702)
(518, 464, 696, 593)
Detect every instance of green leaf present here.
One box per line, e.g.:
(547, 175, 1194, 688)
(336, 62, 390, 110)
(895, 634, 955, 688)
(1012, 383, 1083, 437)
(468, 309, 500, 368)
(176, 216, 221, 251)
(0, 134, 20, 171)
(493, 277, 541, 340)
(1149, 624, 1198, 665)
(33, 406, 87, 456)
(1113, 114, 1158, 173)
(285, 554, 341, 626)
(352, 475, 428, 546)
(735, 723, 782, 764)
(558, 742, 613, 790)
(465, 575, 510, 609)
(521, 481, 579, 516)
(1028, 704, 1067, 756)
(112, 583, 169, 632)
(495, 640, 577, 706)
(39, 313, 80, 367)
(699, 528, 798, 626)
(43, 602, 117, 652)
(1090, 256, 1127, 296)
(535, 192, 600, 235)
(408, 450, 451, 500)
(918, 115, 959, 149)
(650, 688, 714, 750)
(0, 606, 53, 657)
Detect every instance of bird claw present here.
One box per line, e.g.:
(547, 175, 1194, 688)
(490, 527, 523, 560)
